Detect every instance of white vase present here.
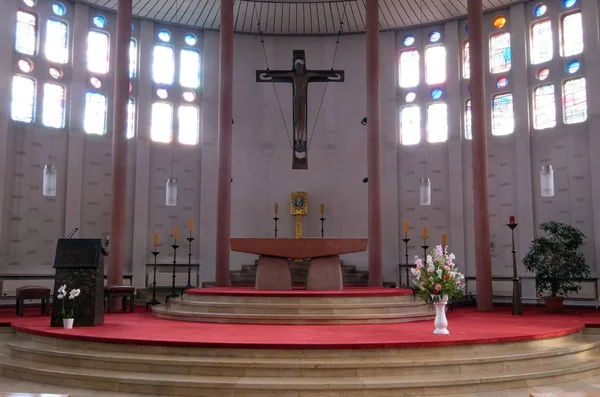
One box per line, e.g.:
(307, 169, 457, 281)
(433, 300, 449, 335)
(63, 318, 74, 329)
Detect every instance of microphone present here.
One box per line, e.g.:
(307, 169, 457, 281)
(66, 227, 79, 239)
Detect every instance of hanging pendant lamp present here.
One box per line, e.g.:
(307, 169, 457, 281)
(540, 164, 554, 197)
(42, 164, 57, 197)
(420, 178, 431, 206)
(165, 177, 178, 206)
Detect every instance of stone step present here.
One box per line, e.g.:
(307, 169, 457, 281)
(182, 293, 415, 304)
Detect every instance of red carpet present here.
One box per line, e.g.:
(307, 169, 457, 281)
(4, 305, 600, 349)
(185, 286, 413, 297)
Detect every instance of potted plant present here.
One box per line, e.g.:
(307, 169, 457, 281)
(412, 245, 464, 334)
(56, 284, 81, 329)
(523, 221, 589, 312)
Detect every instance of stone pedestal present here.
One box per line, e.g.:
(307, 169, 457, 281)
(255, 256, 292, 290)
(307, 255, 343, 290)
(50, 239, 105, 327)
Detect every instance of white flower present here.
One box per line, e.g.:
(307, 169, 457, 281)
(426, 255, 433, 266)
(57, 285, 66, 295)
(69, 289, 80, 299)
(435, 245, 444, 257)
(449, 271, 457, 279)
(436, 269, 443, 277)
(415, 258, 423, 268)
(57, 293, 65, 299)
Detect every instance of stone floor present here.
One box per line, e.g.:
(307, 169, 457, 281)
(1, 375, 600, 397)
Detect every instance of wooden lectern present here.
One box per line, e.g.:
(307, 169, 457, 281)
(50, 239, 105, 327)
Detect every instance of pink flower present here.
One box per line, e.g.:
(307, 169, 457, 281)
(444, 265, 450, 271)
(433, 283, 442, 293)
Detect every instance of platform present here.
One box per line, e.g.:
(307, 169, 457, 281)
(151, 287, 435, 324)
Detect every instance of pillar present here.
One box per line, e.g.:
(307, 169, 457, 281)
(215, 0, 234, 287)
(107, 0, 132, 292)
(467, 0, 493, 310)
(366, 0, 383, 287)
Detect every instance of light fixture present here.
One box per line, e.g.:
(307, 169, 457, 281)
(361, 117, 367, 126)
(420, 178, 431, 205)
(42, 164, 57, 197)
(362, 177, 368, 183)
(165, 177, 178, 206)
(540, 165, 554, 197)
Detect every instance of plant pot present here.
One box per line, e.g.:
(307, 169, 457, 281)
(63, 318, 74, 329)
(433, 301, 449, 334)
(543, 296, 565, 313)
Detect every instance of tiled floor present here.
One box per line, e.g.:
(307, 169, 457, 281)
(1, 376, 600, 397)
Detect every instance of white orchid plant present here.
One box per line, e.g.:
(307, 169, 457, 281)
(56, 285, 81, 319)
(411, 245, 465, 303)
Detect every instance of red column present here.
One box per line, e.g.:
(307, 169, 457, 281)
(366, 0, 383, 287)
(215, 0, 234, 287)
(107, 0, 132, 296)
(467, 0, 493, 311)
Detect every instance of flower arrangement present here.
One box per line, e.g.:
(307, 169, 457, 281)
(411, 245, 464, 303)
(56, 285, 80, 319)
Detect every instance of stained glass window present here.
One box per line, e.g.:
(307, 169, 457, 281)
(563, 77, 587, 124)
(87, 31, 109, 74)
(403, 35, 415, 46)
(465, 100, 472, 140)
(489, 32, 511, 73)
(11, 75, 36, 123)
(178, 106, 199, 145)
(531, 19, 553, 64)
(52, 2, 66, 16)
(399, 106, 420, 145)
(427, 103, 448, 143)
(15, 11, 37, 56)
(180, 49, 200, 88)
(92, 15, 106, 28)
(561, 12, 583, 57)
(18, 59, 33, 73)
(425, 45, 446, 85)
(153, 44, 174, 85)
(492, 93, 514, 135)
(533, 84, 556, 129)
(399, 50, 419, 88)
(493, 16, 507, 29)
(45, 19, 68, 64)
(42, 83, 66, 128)
(151, 102, 173, 142)
(84, 92, 107, 135)
(184, 34, 197, 46)
(127, 98, 135, 139)
(462, 41, 470, 79)
(537, 68, 550, 80)
(534, 3, 547, 16)
(129, 39, 137, 78)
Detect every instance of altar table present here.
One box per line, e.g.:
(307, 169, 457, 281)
(230, 238, 368, 290)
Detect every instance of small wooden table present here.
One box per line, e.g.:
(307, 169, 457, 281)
(15, 286, 51, 316)
(230, 238, 368, 290)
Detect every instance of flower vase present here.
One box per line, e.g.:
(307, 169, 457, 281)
(63, 318, 74, 329)
(431, 294, 449, 335)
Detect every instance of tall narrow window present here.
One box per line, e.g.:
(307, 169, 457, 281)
(533, 84, 556, 129)
(87, 31, 110, 74)
(15, 11, 37, 55)
(563, 77, 587, 124)
(561, 12, 583, 57)
(84, 92, 107, 135)
(127, 98, 136, 139)
(425, 45, 446, 85)
(399, 50, 419, 88)
(42, 83, 66, 128)
(531, 20, 553, 64)
(11, 75, 36, 123)
(399, 106, 421, 145)
(465, 100, 472, 140)
(153, 44, 175, 85)
(151, 102, 173, 142)
(129, 39, 137, 78)
(178, 105, 199, 145)
(492, 93, 514, 135)
(426, 103, 448, 143)
(45, 19, 68, 64)
(180, 49, 200, 88)
(489, 32, 511, 73)
(462, 41, 470, 79)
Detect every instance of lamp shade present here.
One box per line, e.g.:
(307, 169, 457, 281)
(165, 177, 178, 206)
(540, 165, 554, 197)
(420, 178, 431, 206)
(42, 164, 57, 197)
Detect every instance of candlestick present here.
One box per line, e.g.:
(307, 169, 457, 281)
(173, 226, 178, 240)
(320, 203, 325, 214)
(153, 232, 158, 246)
(273, 213, 279, 238)
(146, 245, 161, 311)
(441, 233, 447, 249)
(402, 233, 410, 288)
(422, 227, 428, 241)
(184, 231, 195, 291)
(507, 221, 522, 315)
(320, 213, 326, 238)
(404, 221, 408, 234)
(166, 236, 180, 303)
(188, 218, 193, 232)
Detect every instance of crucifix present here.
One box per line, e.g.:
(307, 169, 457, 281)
(256, 50, 344, 170)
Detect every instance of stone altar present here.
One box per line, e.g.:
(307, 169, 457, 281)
(230, 238, 368, 290)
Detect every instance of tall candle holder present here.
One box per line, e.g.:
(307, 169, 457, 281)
(402, 234, 410, 288)
(421, 239, 429, 263)
(320, 214, 326, 238)
(273, 214, 279, 238)
(507, 221, 522, 315)
(166, 238, 180, 303)
(145, 246, 161, 311)
(183, 232, 195, 291)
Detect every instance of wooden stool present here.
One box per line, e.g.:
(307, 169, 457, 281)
(104, 285, 135, 313)
(15, 286, 51, 316)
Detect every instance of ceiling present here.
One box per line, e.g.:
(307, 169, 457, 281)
(82, 0, 517, 35)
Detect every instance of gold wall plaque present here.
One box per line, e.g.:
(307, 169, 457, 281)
(290, 192, 308, 215)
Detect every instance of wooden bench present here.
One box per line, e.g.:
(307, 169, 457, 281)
(15, 286, 51, 316)
(104, 285, 135, 313)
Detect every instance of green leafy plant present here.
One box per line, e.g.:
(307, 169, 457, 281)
(412, 245, 464, 303)
(523, 221, 589, 297)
